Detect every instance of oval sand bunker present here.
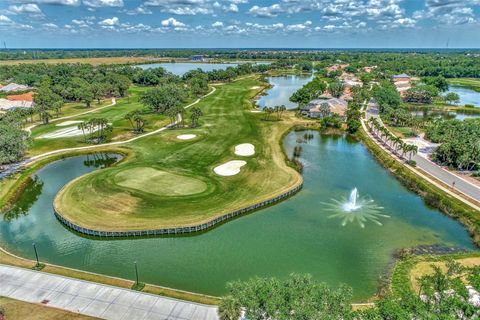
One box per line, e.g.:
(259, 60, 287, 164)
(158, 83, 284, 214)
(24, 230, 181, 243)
(235, 143, 255, 156)
(214, 160, 247, 176)
(177, 134, 197, 140)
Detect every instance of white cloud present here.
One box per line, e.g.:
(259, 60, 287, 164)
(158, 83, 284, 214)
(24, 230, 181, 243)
(33, 0, 80, 5)
(212, 21, 224, 27)
(43, 22, 58, 28)
(248, 4, 282, 17)
(0, 15, 13, 24)
(161, 17, 186, 27)
(8, 4, 43, 15)
(83, 0, 124, 7)
(99, 17, 119, 26)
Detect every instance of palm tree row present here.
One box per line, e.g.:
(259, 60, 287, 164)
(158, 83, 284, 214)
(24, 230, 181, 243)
(368, 117, 418, 160)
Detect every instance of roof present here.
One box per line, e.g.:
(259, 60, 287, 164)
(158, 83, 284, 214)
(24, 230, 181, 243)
(7, 92, 34, 102)
(0, 83, 31, 92)
(307, 98, 348, 116)
(393, 74, 411, 79)
(0, 98, 34, 110)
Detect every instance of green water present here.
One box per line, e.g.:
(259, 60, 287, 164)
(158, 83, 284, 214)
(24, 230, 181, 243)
(0, 133, 475, 301)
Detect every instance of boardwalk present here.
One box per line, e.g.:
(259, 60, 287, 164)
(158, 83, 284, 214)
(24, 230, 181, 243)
(0, 265, 219, 320)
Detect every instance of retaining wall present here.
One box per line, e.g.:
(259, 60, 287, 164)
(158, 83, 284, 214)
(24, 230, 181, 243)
(54, 182, 303, 238)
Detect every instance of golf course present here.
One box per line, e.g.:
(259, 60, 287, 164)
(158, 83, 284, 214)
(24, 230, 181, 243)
(53, 77, 303, 232)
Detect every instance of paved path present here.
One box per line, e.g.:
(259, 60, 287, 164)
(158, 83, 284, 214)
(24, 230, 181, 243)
(0, 265, 218, 320)
(365, 103, 480, 204)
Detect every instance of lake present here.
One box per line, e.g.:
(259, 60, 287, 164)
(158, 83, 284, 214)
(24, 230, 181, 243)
(256, 75, 314, 109)
(0, 132, 474, 301)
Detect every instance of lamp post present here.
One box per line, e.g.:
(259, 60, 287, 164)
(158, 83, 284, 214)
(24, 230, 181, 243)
(32, 243, 39, 267)
(134, 261, 139, 285)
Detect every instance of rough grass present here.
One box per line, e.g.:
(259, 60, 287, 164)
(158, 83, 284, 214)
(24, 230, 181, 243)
(27, 86, 171, 156)
(114, 167, 209, 196)
(0, 296, 97, 320)
(54, 77, 302, 231)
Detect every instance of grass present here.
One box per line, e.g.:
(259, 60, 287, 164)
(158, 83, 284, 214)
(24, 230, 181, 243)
(27, 86, 171, 156)
(54, 77, 302, 232)
(0, 296, 97, 320)
(448, 78, 480, 92)
(114, 167, 209, 196)
(390, 252, 480, 296)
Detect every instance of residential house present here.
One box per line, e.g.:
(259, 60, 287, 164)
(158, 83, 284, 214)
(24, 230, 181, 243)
(392, 73, 412, 96)
(301, 98, 348, 119)
(0, 83, 31, 92)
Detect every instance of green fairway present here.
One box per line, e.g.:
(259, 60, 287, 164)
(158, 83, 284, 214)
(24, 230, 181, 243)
(114, 167, 209, 196)
(27, 86, 170, 156)
(54, 77, 302, 231)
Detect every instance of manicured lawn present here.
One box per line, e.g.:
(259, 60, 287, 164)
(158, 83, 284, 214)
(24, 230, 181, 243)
(0, 296, 97, 320)
(54, 77, 302, 231)
(27, 86, 170, 156)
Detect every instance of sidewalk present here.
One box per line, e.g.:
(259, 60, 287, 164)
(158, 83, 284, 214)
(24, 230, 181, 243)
(0, 264, 218, 320)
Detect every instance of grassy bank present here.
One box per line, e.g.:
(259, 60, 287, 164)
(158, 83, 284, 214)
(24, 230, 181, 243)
(54, 78, 302, 232)
(0, 296, 97, 320)
(0, 56, 170, 66)
(358, 128, 480, 247)
(390, 252, 480, 297)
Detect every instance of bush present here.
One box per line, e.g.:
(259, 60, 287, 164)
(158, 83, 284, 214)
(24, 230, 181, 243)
(465, 104, 475, 108)
(406, 160, 416, 167)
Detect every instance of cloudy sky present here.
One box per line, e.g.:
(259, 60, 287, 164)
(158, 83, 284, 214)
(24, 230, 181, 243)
(0, 0, 479, 48)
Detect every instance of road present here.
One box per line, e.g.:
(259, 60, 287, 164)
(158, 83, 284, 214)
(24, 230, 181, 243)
(0, 264, 219, 320)
(365, 103, 480, 204)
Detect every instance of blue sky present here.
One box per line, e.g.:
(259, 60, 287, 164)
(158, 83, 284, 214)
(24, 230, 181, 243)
(0, 0, 479, 48)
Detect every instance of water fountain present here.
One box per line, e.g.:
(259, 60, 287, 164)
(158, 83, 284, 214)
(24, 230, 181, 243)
(322, 188, 389, 228)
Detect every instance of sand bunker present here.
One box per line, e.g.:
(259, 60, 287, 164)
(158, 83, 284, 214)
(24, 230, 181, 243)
(251, 86, 261, 89)
(56, 120, 84, 127)
(250, 110, 262, 113)
(214, 160, 247, 176)
(177, 134, 197, 140)
(40, 123, 111, 139)
(235, 143, 255, 156)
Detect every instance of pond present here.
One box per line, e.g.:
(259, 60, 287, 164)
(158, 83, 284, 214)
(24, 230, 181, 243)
(256, 74, 314, 109)
(448, 85, 480, 107)
(136, 62, 239, 76)
(0, 133, 475, 301)
(411, 109, 480, 121)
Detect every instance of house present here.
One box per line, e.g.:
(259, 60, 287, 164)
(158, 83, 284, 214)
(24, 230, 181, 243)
(301, 98, 348, 118)
(191, 55, 204, 62)
(393, 74, 411, 82)
(392, 73, 412, 96)
(0, 83, 31, 92)
(326, 64, 349, 73)
(7, 91, 34, 102)
(0, 98, 34, 111)
(363, 66, 377, 73)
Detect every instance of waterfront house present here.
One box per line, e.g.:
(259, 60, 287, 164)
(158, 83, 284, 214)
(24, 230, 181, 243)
(301, 98, 348, 119)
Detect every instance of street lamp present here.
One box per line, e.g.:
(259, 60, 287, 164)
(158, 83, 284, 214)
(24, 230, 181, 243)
(134, 261, 139, 285)
(32, 242, 39, 267)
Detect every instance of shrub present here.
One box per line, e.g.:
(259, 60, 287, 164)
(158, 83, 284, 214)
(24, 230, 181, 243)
(465, 104, 475, 108)
(406, 160, 416, 167)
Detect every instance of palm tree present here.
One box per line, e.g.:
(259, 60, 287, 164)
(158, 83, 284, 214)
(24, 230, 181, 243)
(78, 122, 87, 142)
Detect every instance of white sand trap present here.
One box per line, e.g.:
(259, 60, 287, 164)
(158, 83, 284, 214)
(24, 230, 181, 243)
(214, 160, 247, 176)
(56, 120, 84, 127)
(40, 123, 111, 139)
(250, 110, 262, 113)
(251, 86, 261, 89)
(235, 143, 255, 156)
(177, 134, 197, 140)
